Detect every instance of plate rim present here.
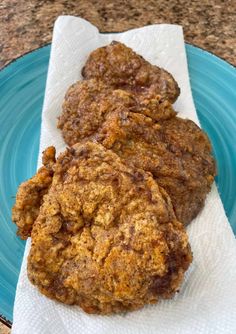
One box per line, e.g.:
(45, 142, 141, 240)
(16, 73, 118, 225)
(0, 42, 235, 327)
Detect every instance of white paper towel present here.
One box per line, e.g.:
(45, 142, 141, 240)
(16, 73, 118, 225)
(12, 16, 236, 334)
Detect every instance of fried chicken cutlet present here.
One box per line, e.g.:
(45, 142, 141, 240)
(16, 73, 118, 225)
(58, 79, 176, 146)
(95, 111, 216, 225)
(12, 142, 192, 314)
(82, 41, 180, 103)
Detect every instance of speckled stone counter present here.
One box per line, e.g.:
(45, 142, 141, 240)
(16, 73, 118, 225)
(0, 0, 236, 69)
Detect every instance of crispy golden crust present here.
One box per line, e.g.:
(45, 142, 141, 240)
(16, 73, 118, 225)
(26, 142, 192, 314)
(12, 147, 55, 239)
(95, 111, 216, 225)
(57, 79, 176, 146)
(82, 41, 180, 103)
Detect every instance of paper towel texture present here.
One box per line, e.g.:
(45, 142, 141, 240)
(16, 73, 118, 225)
(12, 16, 236, 334)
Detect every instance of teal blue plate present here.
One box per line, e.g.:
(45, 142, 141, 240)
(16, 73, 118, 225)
(0, 44, 236, 324)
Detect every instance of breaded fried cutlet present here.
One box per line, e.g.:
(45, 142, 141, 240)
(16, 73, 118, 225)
(57, 78, 176, 146)
(12, 142, 192, 314)
(82, 41, 180, 103)
(95, 111, 216, 225)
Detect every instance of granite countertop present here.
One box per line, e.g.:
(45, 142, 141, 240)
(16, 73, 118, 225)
(0, 0, 235, 332)
(0, 0, 236, 69)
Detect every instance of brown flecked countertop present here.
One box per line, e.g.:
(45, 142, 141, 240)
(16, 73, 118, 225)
(0, 0, 236, 69)
(0, 0, 235, 332)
